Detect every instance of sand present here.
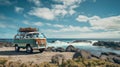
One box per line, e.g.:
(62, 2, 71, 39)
(0, 47, 74, 64)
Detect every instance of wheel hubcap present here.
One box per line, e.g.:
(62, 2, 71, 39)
(15, 46, 18, 50)
(27, 47, 31, 52)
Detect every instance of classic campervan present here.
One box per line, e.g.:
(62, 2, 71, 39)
(14, 27, 47, 53)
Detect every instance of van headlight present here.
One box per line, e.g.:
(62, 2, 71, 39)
(36, 41, 38, 44)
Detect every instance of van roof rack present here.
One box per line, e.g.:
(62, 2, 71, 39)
(19, 27, 38, 32)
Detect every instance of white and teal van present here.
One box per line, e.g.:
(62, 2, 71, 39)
(14, 28, 47, 53)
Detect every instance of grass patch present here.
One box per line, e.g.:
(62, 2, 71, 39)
(0, 57, 8, 65)
(0, 57, 120, 67)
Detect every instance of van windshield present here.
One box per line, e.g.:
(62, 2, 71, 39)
(26, 33, 46, 38)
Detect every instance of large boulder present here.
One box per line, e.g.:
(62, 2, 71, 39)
(66, 45, 77, 52)
(91, 54, 99, 59)
(51, 54, 65, 65)
(99, 54, 108, 60)
(113, 57, 120, 64)
(56, 47, 65, 52)
(99, 52, 120, 64)
(73, 50, 92, 59)
(93, 41, 120, 50)
(100, 52, 119, 56)
(99, 52, 115, 60)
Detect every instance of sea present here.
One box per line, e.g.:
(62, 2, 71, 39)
(0, 38, 120, 56)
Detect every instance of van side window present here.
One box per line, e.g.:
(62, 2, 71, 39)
(15, 35, 20, 39)
(25, 34, 33, 38)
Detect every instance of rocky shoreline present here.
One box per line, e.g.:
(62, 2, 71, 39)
(93, 41, 120, 50)
(0, 42, 13, 48)
(0, 41, 120, 67)
(46, 45, 120, 64)
(0, 45, 120, 67)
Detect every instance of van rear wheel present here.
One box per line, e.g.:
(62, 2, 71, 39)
(26, 45, 33, 53)
(15, 45, 20, 52)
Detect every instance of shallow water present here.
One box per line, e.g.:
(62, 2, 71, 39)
(47, 40, 120, 56)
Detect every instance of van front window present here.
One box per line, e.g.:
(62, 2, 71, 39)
(26, 33, 46, 38)
(39, 34, 44, 38)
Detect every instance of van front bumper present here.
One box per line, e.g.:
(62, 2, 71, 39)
(32, 46, 46, 50)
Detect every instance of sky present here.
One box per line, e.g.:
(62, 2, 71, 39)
(0, 0, 120, 38)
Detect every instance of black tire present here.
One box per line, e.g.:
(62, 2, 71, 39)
(39, 48, 44, 53)
(15, 45, 20, 52)
(26, 45, 33, 53)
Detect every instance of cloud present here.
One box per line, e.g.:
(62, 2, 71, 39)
(52, 5, 67, 16)
(0, 0, 11, 5)
(76, 15, 120, 31)
(53, 24, 64, 28)
(28, 0, 41, 6)
(23, 21, 30, 25)
(54, 0, 81, 6)
(29, 7, 55, 20)
(89, 15, 120, 31)
(78, 31, 120, 38)
(34, 22, 43, 26)
(45, 23, 92, 32)
(46, 23, 52, 26)
(76, 15, 88, 22)
(53, 0, 83, 15)
(46, 23, 64, 28)
(43, 29, 120, 38)
(93, 0, 96, 3)
(88, 16, 100, 21)
(23, 21, 43, 26)
(53, 0, 82, 15)
(59, 25, 92, 32)
(42, 25, 92, 33)
(76, 15, 100, 22)
(28, 0, 83, 20)
(15, 7, 24, 13)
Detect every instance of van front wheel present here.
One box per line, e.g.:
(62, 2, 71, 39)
(26, 45, 33, 53)
(15, 45, 20, 52)
(39, 48, 44, 53)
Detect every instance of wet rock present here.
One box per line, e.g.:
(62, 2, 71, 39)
(100, 52, 120, 57)
(56, 47, 65, 52)
(93, 41, 120, 50)
(45, 47, 56, 52)
(91, 54, 99, 59)
(72, 40, 92, 43)
(113, 57, 120, 64)
(73, 50, 92, 59)
(51, 54, 65, 65)
(99, 55, 108, 60)
(100, 52, 116, 59)
(66, 45, 77, 52)
(100, 52, 120, 64)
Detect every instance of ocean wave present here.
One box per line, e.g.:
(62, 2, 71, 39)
(47, 40, 97, 47)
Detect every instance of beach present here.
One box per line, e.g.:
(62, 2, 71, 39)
(0, 47, 74, 64)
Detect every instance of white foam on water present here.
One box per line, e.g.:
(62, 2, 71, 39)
(47, 40, 95, 47)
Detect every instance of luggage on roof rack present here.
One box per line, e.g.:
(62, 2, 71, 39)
(19, 27, 37, 32)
